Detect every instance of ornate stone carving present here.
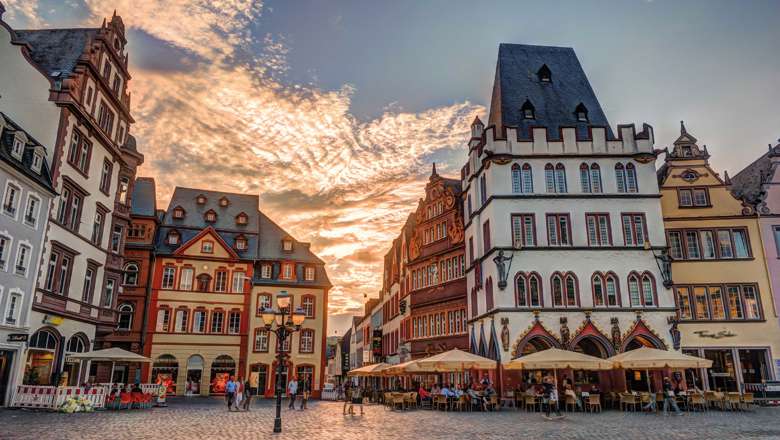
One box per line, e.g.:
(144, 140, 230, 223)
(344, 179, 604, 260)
(448, 219, 464, 244)
(559, 317, 570, 348)
(493, 250, 513, 290)
(500, 318, 510, 352)
(667, 316, 681, 350)
(610, 317, 621, 351)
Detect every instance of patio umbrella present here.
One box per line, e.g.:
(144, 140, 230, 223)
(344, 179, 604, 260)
(381, 359, 426, 376)
(504, 348, 613, 371)
(66, 347, 152, 384)
(347, 362, 392, 377)
(412, 348, 496, 372)
(607, 347, 712, 393)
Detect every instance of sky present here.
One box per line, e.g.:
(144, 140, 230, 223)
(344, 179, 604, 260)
(3, 0, 780, 336)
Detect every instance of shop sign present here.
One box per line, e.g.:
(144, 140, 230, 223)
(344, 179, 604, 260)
(693, 330, 735, 339)
(43, 315, 64, 325)
(7, 333, 28, 342)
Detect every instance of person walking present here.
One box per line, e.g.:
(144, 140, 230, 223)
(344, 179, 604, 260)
(287, 376, 299, 409)
(349, 383, 364, 416)
(300, 377, 310, 410)
(234, 376, 244, 410)
(663, 377, 683, 416)
(542, 373, 562, 419)
(225, 376, 238, 411)
(242, 377, 252, 411)
(342, 381, 352, 415)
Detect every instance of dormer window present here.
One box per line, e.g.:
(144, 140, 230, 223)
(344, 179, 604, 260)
(173, 206, 185, 219)
(196, 194, 207, 205)
(166, 230, 180, 245)
(204, 209, 217, 222)
(235, 236, 248, 250)
(31, 152, 43, 174)
(219, 196, 229, 207)
(521, 99, 535, 120)
(282, 239, 293, 252)
(575, 103, 588, 122)
(537, 64, 552, 82)
(11, 137, 24, 160)
(236, 213, 248, 225)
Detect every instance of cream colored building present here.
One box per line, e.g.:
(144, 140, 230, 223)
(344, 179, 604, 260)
(659, 123, 780, 391)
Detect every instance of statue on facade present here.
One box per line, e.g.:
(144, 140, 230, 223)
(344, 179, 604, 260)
(559, 317, 570, 348)
(657, 248, 673, 288)
(610, 317, 621, 351)
(500, 318, 510, 352)
(493, 250, 513, 290)
(668, 317, 681, 350)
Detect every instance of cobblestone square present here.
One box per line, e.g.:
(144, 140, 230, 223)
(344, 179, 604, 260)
(2, 398, 780, 440)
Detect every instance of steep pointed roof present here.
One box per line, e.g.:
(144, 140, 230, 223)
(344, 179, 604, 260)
(487, 43, 613, 140)
(13, 28, 98, 79)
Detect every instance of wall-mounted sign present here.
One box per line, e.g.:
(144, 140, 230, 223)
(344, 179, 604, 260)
(43, 315, 64, 326)
(693, 330, 736, 339)
(7, 333, 28, 342)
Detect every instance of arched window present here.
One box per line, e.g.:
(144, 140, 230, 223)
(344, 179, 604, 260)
(545, 164, 555, 193)
(528, 274, 541, 307)
(580, 163, 591, 193)
(615, 163, 626, 193)
(605, 273, 619, 306)
(516, 273, 527, 307)
(552, 274, 564, 307)
(123, 262, 139, 286)
(592, 273, 605, 306)
(516, 272, 542, 307)
(511, 164, 522, 194)
(118, 303, 133, 330)
(641, 272, 656, 306)
(590, 164, 602, 193)
(537, 64, 552, 82)
(552, 272, 577, 307)
(564, 273, 578, 306)
(554, 163, 567, 193)
(625, 163, 638, 192)
(575, 103, 588, 122)
(521, 164, 533, 193)
(29, 328, 58, 350)
(66, 333, 88, 353)
(628, 273, 641, 306)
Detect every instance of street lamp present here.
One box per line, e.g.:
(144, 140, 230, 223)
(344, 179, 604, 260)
(644, 241, 673, 288)
(261, 290, 306, 433)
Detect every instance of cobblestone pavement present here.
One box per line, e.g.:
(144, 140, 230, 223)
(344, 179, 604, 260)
(2, 398, 780, 440)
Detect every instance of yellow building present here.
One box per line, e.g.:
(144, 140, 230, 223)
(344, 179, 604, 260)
(659, 123, 780, 391)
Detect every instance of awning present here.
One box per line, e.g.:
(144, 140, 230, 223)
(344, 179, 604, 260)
(607, 347, 712, 369)
(504, 348, 613, 371)
(347, 362, 392, 377)
(65, 347, 152, 363)
(412, 348, 496, 372)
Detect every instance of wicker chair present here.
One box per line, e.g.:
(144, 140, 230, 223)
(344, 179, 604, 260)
(524, 395, 539, 412)
(639, 392, 652, 411)
(390, 393, 406, 410)
(404, 392, 418, 409)
(689, 393, 706, 412)
(453, 395, 468, 412)
(565, 394, 577, 412)
(586, 394, 601, 413)
(433, 394, 448, 411)
(704, 391, 723, 410)
(620, 393, 639, 412)
(726, 392, 742, 411)
(742, 392, 755, 410)
(487, 395, 499, 411)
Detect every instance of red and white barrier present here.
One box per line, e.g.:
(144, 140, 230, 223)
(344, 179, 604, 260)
(11, 386, 57, 408)
(54, 387, 106, 409)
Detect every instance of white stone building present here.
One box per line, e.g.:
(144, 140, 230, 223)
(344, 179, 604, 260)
(462, 44, 676, 391)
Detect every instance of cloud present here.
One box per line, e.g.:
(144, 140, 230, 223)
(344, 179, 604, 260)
(4, 0, 484, 315)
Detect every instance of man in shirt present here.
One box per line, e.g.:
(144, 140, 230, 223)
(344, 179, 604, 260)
(287, 376, 299, 409)
(225, 376, 238, 411)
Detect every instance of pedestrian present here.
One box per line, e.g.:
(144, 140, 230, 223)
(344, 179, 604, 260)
(287, 376, 299, 409)
(542, 373, 562, 419)
(225, 375, 238, 411)
(234, 375, 244, 410)
(300, 377, 310, 410)
(349, 383, 364, 416)
(242, 377, 252, 411)
(663, 377, 683, 416)
(343, 381, 352, 415)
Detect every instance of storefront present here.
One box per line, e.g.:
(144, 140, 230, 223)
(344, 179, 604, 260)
(209, 355, 236, 394)
(151, 354, 178, 394)
(0, 350, 15, 405)
(249, 363, 268, 396)
(683, 347, 772, 392)
(186, 355, 204, 395)
(24, 329, 61, 386)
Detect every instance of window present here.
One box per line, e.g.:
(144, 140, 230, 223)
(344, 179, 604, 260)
(103, 59, 112, 80)
(214, 271, 227, 292)
(546, 164, 556, 192)
(641, 273, 655, 306)
(732, 229, 750, 258)
(23, 195, 40, 227)
(300, 329, 314, 353)
(257, 294, 272, 313)
(228, 311, 241, 334)
(118, 177, 129, 205)
(281, 263, 294, 280)
(204, 210, 217, 222)
(678, 188, 709, 207)
(260, 264, 272, 279)
(593, 274, 605, 306)
(192, 310, 207, 333)
(31, 152, 42, 174)
(219, 197, 230, 207)
(97, 102, 115, 136)
(677, 287, 692, 320)
(11, 137, 24, 159)
(112, 75, 121, 95)
(0, 235, 9, 271)
(102, 279, 116, 307)
(236, 213, 248, 225)
(586, 214, 611, 246)
(580, 163, 602, 193)
(678, 189, 693, 207)
(197, 274, 212, 292)
(615, 163, 639, 193)
(5, 292, 21, 325)
(302, 296, 315, 317)
(56, 181, 85, 232)
(117, 304, 133, 330)
(110, 225, 123, 254)
(743, 285, 760, 319)
(81, 267, 95, 301)
(575, 103, 588, 122)
(91, 210, 105, 245)
(621, 214, 646, 246)
(201, 241, 214, 254)
(210, 311, 224, 333)
(537, 64, 551, 82)
(685, 230, 701, 259)
(482, 220, 491, 251)
(128, 222, 147, 239)
(479, 174, 487, 204)
(668, 231, 683, 259)
(174, 309, 189, 332)
(231, 271, 244, 293)
(282, 240, 293, 251)
(14, 243, 31, 276)
(513, 164, 532, 194)
(99, 160, 112, 194)
(156, 309, 171, 332)
(516, 272, 541, 307)
(280, 334, 291, 352)
(67, 130, 91, 174)
(669, 228, 750, 260)
(166, 230, 180, 245)
(234, 236, 247, 250)
(304, 266, 315, 281)
(727, 286, 744, 320)
(605, 274, 619, 306)
(3, 183, 20, 217)
(173, 207, 185, 219)
(692, 188, 708, 206)
(551, 274, 563, 307)
(512, 164, 522, 193)
(254, 329, 269, 352)
(196, 194, 207, 205)
(161, 267, 176, 289)
(511, 214, 536, 247)
(521, 99, 535, 119)
(709, 286, 725, 320)
(45, 248, 74, 295)
(701, 231, 716, 259)
(546, 214, 571, 246)
(179, 267, 194, 290)
(628, 275, 642, 307)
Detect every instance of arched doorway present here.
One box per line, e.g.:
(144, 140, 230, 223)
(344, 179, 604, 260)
(64, 333, 90, 385)
(572, 336, 613, 390)
(623, 335, 664, 391)
(249, 363, 269, 397)
(624, 335, 661, 351)
(209, 355, 236, 394)
(516, 336, 556, 386)
(186, 355, 204, 396)
(24, 328, 61, 385)
(151, 354, 178, 394)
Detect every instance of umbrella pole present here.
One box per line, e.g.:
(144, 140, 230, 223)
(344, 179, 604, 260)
(646, 369, 652, 393)
(110, 361, 116, 385)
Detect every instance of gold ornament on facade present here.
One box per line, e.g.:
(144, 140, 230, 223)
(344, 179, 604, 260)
(448, 220, 464, 244)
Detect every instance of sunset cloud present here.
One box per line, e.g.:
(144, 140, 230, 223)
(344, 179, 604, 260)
(4, 0, 483, 318)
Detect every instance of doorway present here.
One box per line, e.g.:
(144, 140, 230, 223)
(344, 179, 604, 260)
(0, 351, 14, 406)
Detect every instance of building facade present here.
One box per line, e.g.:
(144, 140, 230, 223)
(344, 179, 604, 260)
(0, 9, 143, 388)
(404, 166, 468, 360)
(462, 44, 675, 391)
(0, 113, 55, 405)
(660, 128, 780, 391)
(97, 176, 159, 383)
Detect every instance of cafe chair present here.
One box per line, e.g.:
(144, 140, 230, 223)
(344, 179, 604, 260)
(565, 395, 577, 412)
(688, 393, 706, 412)
(742, 393, 755, 410)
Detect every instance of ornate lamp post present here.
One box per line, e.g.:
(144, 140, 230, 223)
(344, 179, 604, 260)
(260, 291, 306, 434)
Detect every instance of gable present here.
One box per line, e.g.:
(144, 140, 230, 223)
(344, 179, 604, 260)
(174, 227, 238, 259)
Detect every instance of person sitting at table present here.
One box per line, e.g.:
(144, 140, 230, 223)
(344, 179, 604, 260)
(564, 384, 582, 411)
(131, 382, 143, 393)
(454, 384, 464, 398)
(441, 384, 455, 398)
(590, 384, 600, 395)
(431, 383, 441, 395)
(418, 385, 432, 403)
(466, 384, 486, 410)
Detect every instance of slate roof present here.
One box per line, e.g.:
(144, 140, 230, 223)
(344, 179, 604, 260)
(130, 177, 157, 217)
(257, 210, 324, 264)
(487, 43, 613, 140)
(0, 112, 55, 194)
(731, 143, 780, 206)
(13, 28, 97, 79)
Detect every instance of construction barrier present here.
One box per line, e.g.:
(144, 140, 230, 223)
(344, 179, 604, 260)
(11, 385, 57, 408)
(55, 386, 106, 409)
